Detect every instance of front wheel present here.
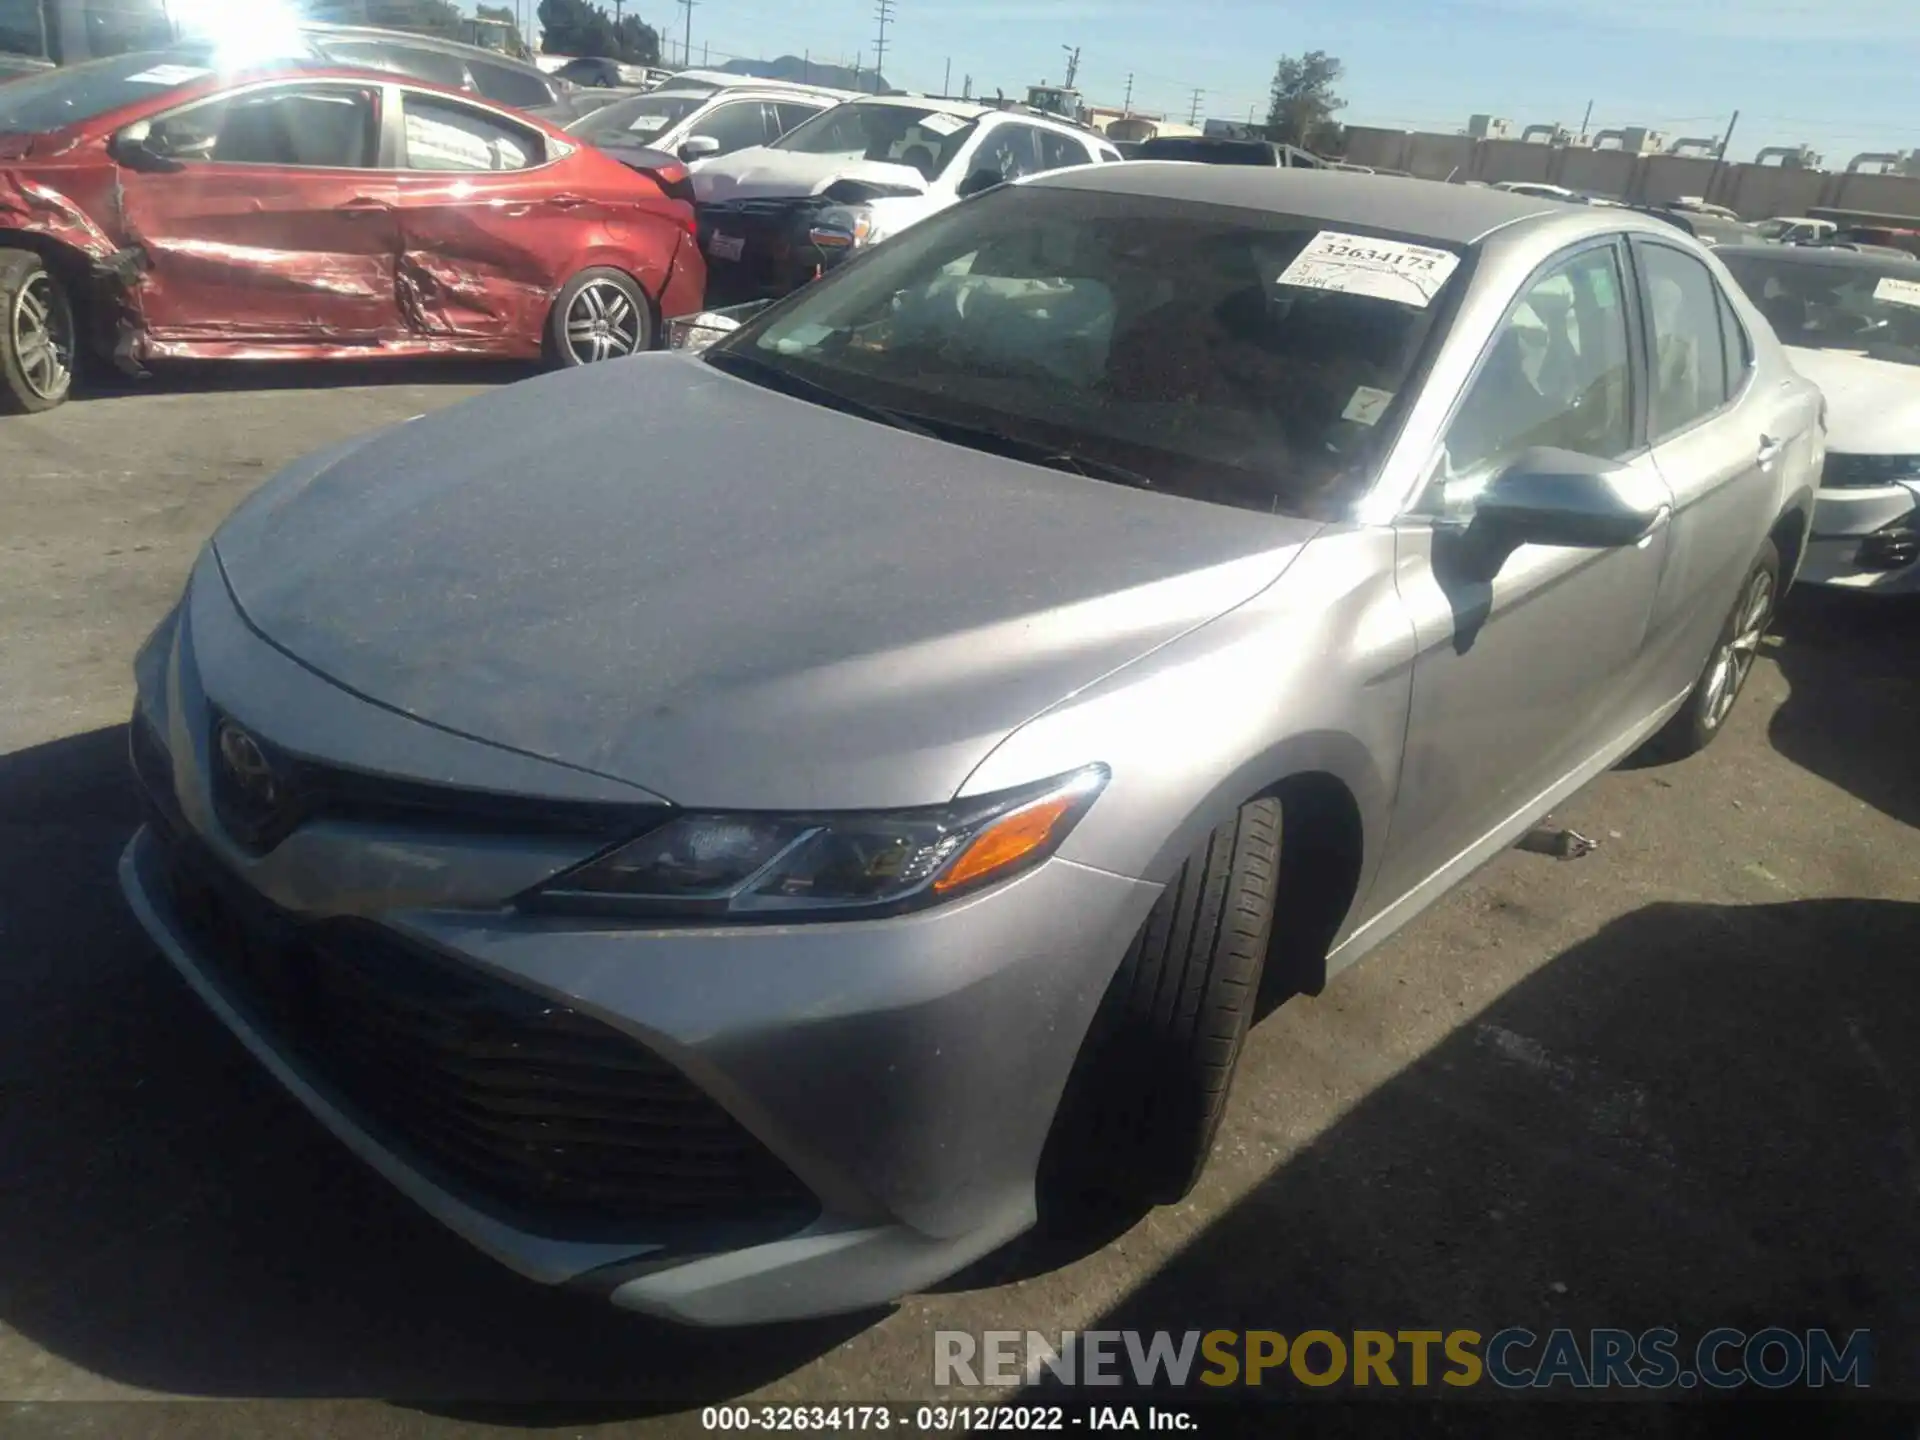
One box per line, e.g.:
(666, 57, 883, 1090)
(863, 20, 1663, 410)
(1645, 538, 1780, 760)
(545, 268, 651, 368)
(0, 249, 77, 413)
(1042, 797, 1282, 1213)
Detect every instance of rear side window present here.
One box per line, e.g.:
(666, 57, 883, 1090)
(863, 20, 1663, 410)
(402, 94, 544, 171)
(1639, 243, 1733, 438)
(1036, 128, 1092, 171)
(467, 59, 555, 111)
(321, 39, 466, 89)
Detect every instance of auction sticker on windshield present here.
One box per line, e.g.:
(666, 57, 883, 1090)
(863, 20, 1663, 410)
(1278, 231, 1461, 307)
(1873, 275, 1920, 310)
(919, 113, 967, 136)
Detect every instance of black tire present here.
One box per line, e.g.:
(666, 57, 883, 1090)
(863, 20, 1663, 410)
(0, 248, 77, 413)
(545, 267, 652, 368)
(1644, 538, 1780, 760)
(1043, 797, 1282, 1211)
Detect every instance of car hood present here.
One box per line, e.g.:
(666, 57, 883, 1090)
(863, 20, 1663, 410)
(1787, 346, 1920, 455)
(692, 146, 931, 202)
(211, 356, 1318, 810)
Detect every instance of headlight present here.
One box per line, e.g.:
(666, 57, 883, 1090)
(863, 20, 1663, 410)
(529, 765, 1108, 920)
(808, 204, 883, 252)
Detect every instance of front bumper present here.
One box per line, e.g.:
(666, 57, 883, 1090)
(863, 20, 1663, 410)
(696, 198, 854, 306)
(1800, 480, 1920, 593)
(118, 558, 1161, 1325)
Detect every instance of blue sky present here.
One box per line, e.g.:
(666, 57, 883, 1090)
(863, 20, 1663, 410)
(533, 0, 1920, 166)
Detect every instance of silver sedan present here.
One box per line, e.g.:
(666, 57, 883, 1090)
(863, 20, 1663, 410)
(119, 165, 1823, 1326)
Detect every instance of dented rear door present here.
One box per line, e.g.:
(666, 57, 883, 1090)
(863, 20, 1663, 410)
(114, 81, 404, 350)
(389, 91, 579, 348)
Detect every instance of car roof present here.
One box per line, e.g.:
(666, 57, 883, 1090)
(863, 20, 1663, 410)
(1030, 165, 1574, 244)
(300, 22, 549, 74)
(1714, 243, 1920, 273)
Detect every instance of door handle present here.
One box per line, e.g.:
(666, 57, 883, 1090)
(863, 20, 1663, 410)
(547, 194, 587, 209)
(336, 196, 391, 215)
(1757, 434, 1786, 467)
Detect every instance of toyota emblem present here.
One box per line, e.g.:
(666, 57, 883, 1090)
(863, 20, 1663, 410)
(216, 721, 280, 810)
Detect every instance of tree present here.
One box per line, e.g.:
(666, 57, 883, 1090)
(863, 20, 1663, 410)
(1265, 50, 1346, 153)
(537, 0, 657, 61)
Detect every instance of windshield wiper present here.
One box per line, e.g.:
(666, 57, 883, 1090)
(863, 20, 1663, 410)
(703, 350, 937, 438)
(874, 412, 1159, 490)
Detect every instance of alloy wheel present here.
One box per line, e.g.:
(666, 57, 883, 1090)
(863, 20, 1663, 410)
(564, 280, 641, 364)
(1700, 568, 1774, 731)
(11, 269, 73, 403)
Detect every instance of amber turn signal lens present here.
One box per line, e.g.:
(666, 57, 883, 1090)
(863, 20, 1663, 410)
(933, 791, 1081, 895)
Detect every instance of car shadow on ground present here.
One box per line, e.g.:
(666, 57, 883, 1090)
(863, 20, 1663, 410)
(1768, 588, 1920, 830)
(0, 727, 867, 1406)
(1031, 893, 1920, 1425)
(70, 357, 540, 403)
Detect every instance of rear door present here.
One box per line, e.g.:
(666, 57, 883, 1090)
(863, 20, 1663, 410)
(388, 89, 574, 344)
(1631, 236, 1805, 697)
(1376, 237, 1672, 908)
(115, 80, 402, 346)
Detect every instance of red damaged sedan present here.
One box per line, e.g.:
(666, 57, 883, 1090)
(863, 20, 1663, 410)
(0, 49, 705, 412)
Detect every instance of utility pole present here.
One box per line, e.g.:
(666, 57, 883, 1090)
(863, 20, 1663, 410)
(871, 0, 896, 94)
(803, 49, 809, 83)
(962, 73, 972, 100)
(942, 57, 951, 94)
(1187, 87, 1204, 126)
(676, 0, 696, 68)
(1122, 72, 1132, 114)
(1714, 108, 1740, 162)
(1061, 45, 1080, 89)
(1577, 98, 1593, 143)
(701, 40, 708, 64)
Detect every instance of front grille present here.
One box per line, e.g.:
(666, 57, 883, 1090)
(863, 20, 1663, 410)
(154, 827, 819, 1242)
(1823, 453, 1920, 489)
(204, 709, 668, 855)
(698, 198, 842, 304)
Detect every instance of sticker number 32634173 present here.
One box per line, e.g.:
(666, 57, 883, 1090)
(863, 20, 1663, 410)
(1276, 230, 1463, 308)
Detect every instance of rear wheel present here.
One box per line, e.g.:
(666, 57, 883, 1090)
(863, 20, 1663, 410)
(1645, 538, 1780, 760)
(1043, 797, 1282, 1212)
(1, 249, 76, 413)
(546, 268, 651, 368)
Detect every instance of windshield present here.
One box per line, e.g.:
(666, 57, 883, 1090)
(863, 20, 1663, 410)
(707, 186, 1462, 520)
(770, 101, 977, 176)
(570, 90, 708, 144)
(1721, 252, 1920, 367)
(0, 47, 222, 133)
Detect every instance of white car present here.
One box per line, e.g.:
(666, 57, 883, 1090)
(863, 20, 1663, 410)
(565, 83, 853, 166)
(1721, 243, 1920, 592)
(1755, 216, 1839, 246)
(691, 96, 1123, 299)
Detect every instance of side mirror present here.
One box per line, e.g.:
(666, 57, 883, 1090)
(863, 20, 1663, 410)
(678, 135, 721, 161)
(1473, 447, 1670, 551)
(109, 119, 185, 173)
(955, 167, 1003, 199)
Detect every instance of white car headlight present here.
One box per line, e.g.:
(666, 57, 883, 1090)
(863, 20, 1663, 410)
(808, 204, 884, 252)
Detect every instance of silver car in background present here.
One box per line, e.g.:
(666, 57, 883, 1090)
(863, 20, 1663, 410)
(119, 167, 1821, 1326)
(1719, 243, 1920, 592)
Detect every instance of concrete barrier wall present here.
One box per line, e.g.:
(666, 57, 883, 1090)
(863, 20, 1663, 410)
(1553, 147, 1638, 199)
(1336, 127, 1920, 221)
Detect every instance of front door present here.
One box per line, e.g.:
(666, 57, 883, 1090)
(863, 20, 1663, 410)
(1375, 237, 1671, 909)
(116, 81, 402, 346)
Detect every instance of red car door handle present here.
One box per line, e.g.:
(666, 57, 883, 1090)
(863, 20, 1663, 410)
(547, 194, 588, 209)
(337, 197, 391, 214)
